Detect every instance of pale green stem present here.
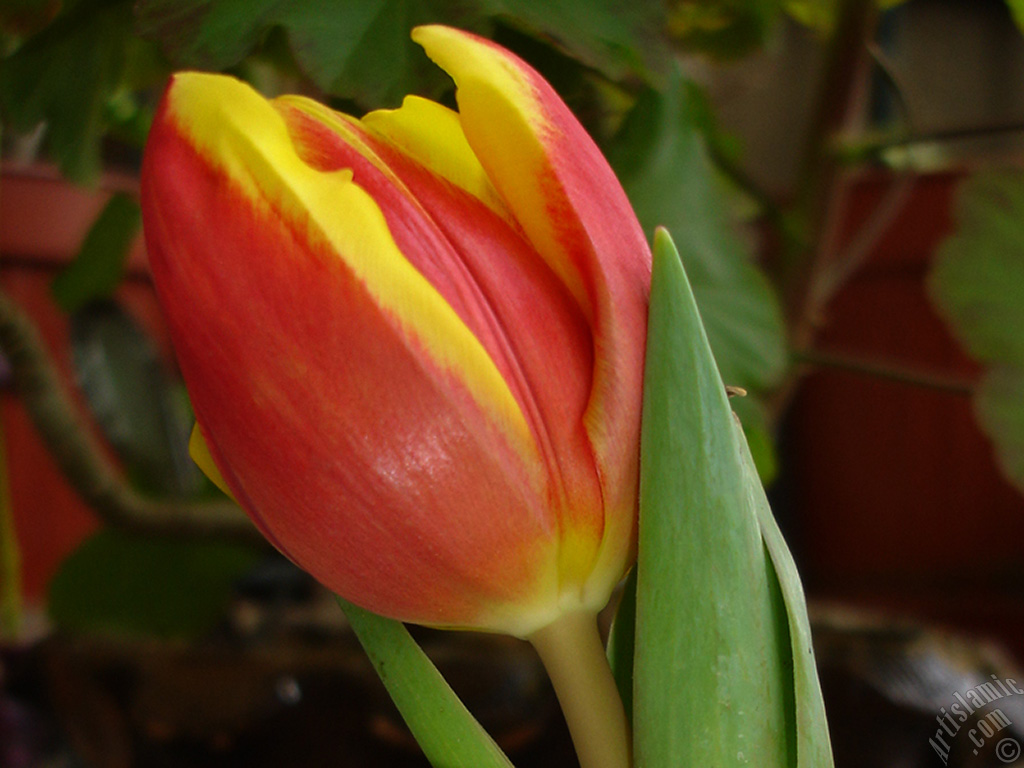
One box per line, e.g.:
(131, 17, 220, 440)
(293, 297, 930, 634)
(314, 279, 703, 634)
(529, 610, 631, 768)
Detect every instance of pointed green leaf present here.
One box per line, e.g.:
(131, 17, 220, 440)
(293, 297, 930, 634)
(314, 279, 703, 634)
(744, 425, 834, 768)
(338, 598, 515, 768)
(634, 228, 833, 767)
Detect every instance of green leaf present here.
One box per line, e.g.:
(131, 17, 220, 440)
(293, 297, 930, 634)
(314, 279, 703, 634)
(135, 0, 466, 107)
(51, 194, 140, 313)
(608, 68, 785, 394)
(929, 172, 1024, 496)
(337, 598, 515, 768)
(0, 0, 133, 183)
(135, 0, 667, 110)
(633, 229, 833, 767)
(607, 65, 787, 478)
(606, 566, 636, 724)
(49, 528, 262, 639)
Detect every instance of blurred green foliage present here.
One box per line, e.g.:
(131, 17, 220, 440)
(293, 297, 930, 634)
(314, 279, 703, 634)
(607, 65, 787, 477)
(930, 173, 1024, 496)
(49, 528, 261, 638)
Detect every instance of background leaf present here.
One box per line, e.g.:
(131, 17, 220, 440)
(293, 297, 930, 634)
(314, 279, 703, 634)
(491, 0, 669, 82)
(51, 193, 140, 313)
(135, 0, 668, 110)
(135, 0, 473, 107)
(338, 598, 516, 768)
(929, 172, 1024, 496)
(633, 229, 832, 767)
(49, 528, 262, 638)
(607, 65, 787, 478)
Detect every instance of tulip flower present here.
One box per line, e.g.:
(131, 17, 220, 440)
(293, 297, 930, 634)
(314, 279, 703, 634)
(141, 25, 650, 768)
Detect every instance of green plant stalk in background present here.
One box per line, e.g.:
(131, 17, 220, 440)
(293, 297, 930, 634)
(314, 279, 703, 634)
(0, 414, 22, 639)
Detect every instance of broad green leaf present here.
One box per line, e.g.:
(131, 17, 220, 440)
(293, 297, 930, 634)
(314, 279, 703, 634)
(52, 194, 140, 313)
(929, 172, 1024, 496)
(49, 528, 262, 639)
(135, 0, 462, 107)
(491, 0, 669, 82)
(0, 0, 133, 182)
(607, 65, 786, 478)
(337, 598, 515, 768)
(135, 0, 667, 110)
(634, 229, 833, 767)
(666, 0, 783, 59)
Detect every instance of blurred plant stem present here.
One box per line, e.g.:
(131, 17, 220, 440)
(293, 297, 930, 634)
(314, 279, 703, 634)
(0, 286, 260, 541)
(785, 0, 878, 327)
(793, 349, 975, 395)
(767, 0, 882, 422)
(0, 412, 22, 640)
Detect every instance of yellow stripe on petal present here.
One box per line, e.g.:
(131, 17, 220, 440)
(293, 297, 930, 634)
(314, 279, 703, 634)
(362, 96, 511, 220)
(189, 423, 235, 501)
(411, 25, 591, 319)
(165, 73, 536, 468)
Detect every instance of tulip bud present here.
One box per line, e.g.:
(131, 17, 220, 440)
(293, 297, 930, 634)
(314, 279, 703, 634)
(140, 26, 651, 638)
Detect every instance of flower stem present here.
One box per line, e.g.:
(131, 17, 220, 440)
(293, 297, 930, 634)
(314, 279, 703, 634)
(529, 611, 631, 768)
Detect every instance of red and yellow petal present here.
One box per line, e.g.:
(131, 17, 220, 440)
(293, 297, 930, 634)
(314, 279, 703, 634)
(412, 26, 651, 604)
(274, 96, 608, 602)
(361, 95, 512, 221)
(143, 73, 567, 633)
